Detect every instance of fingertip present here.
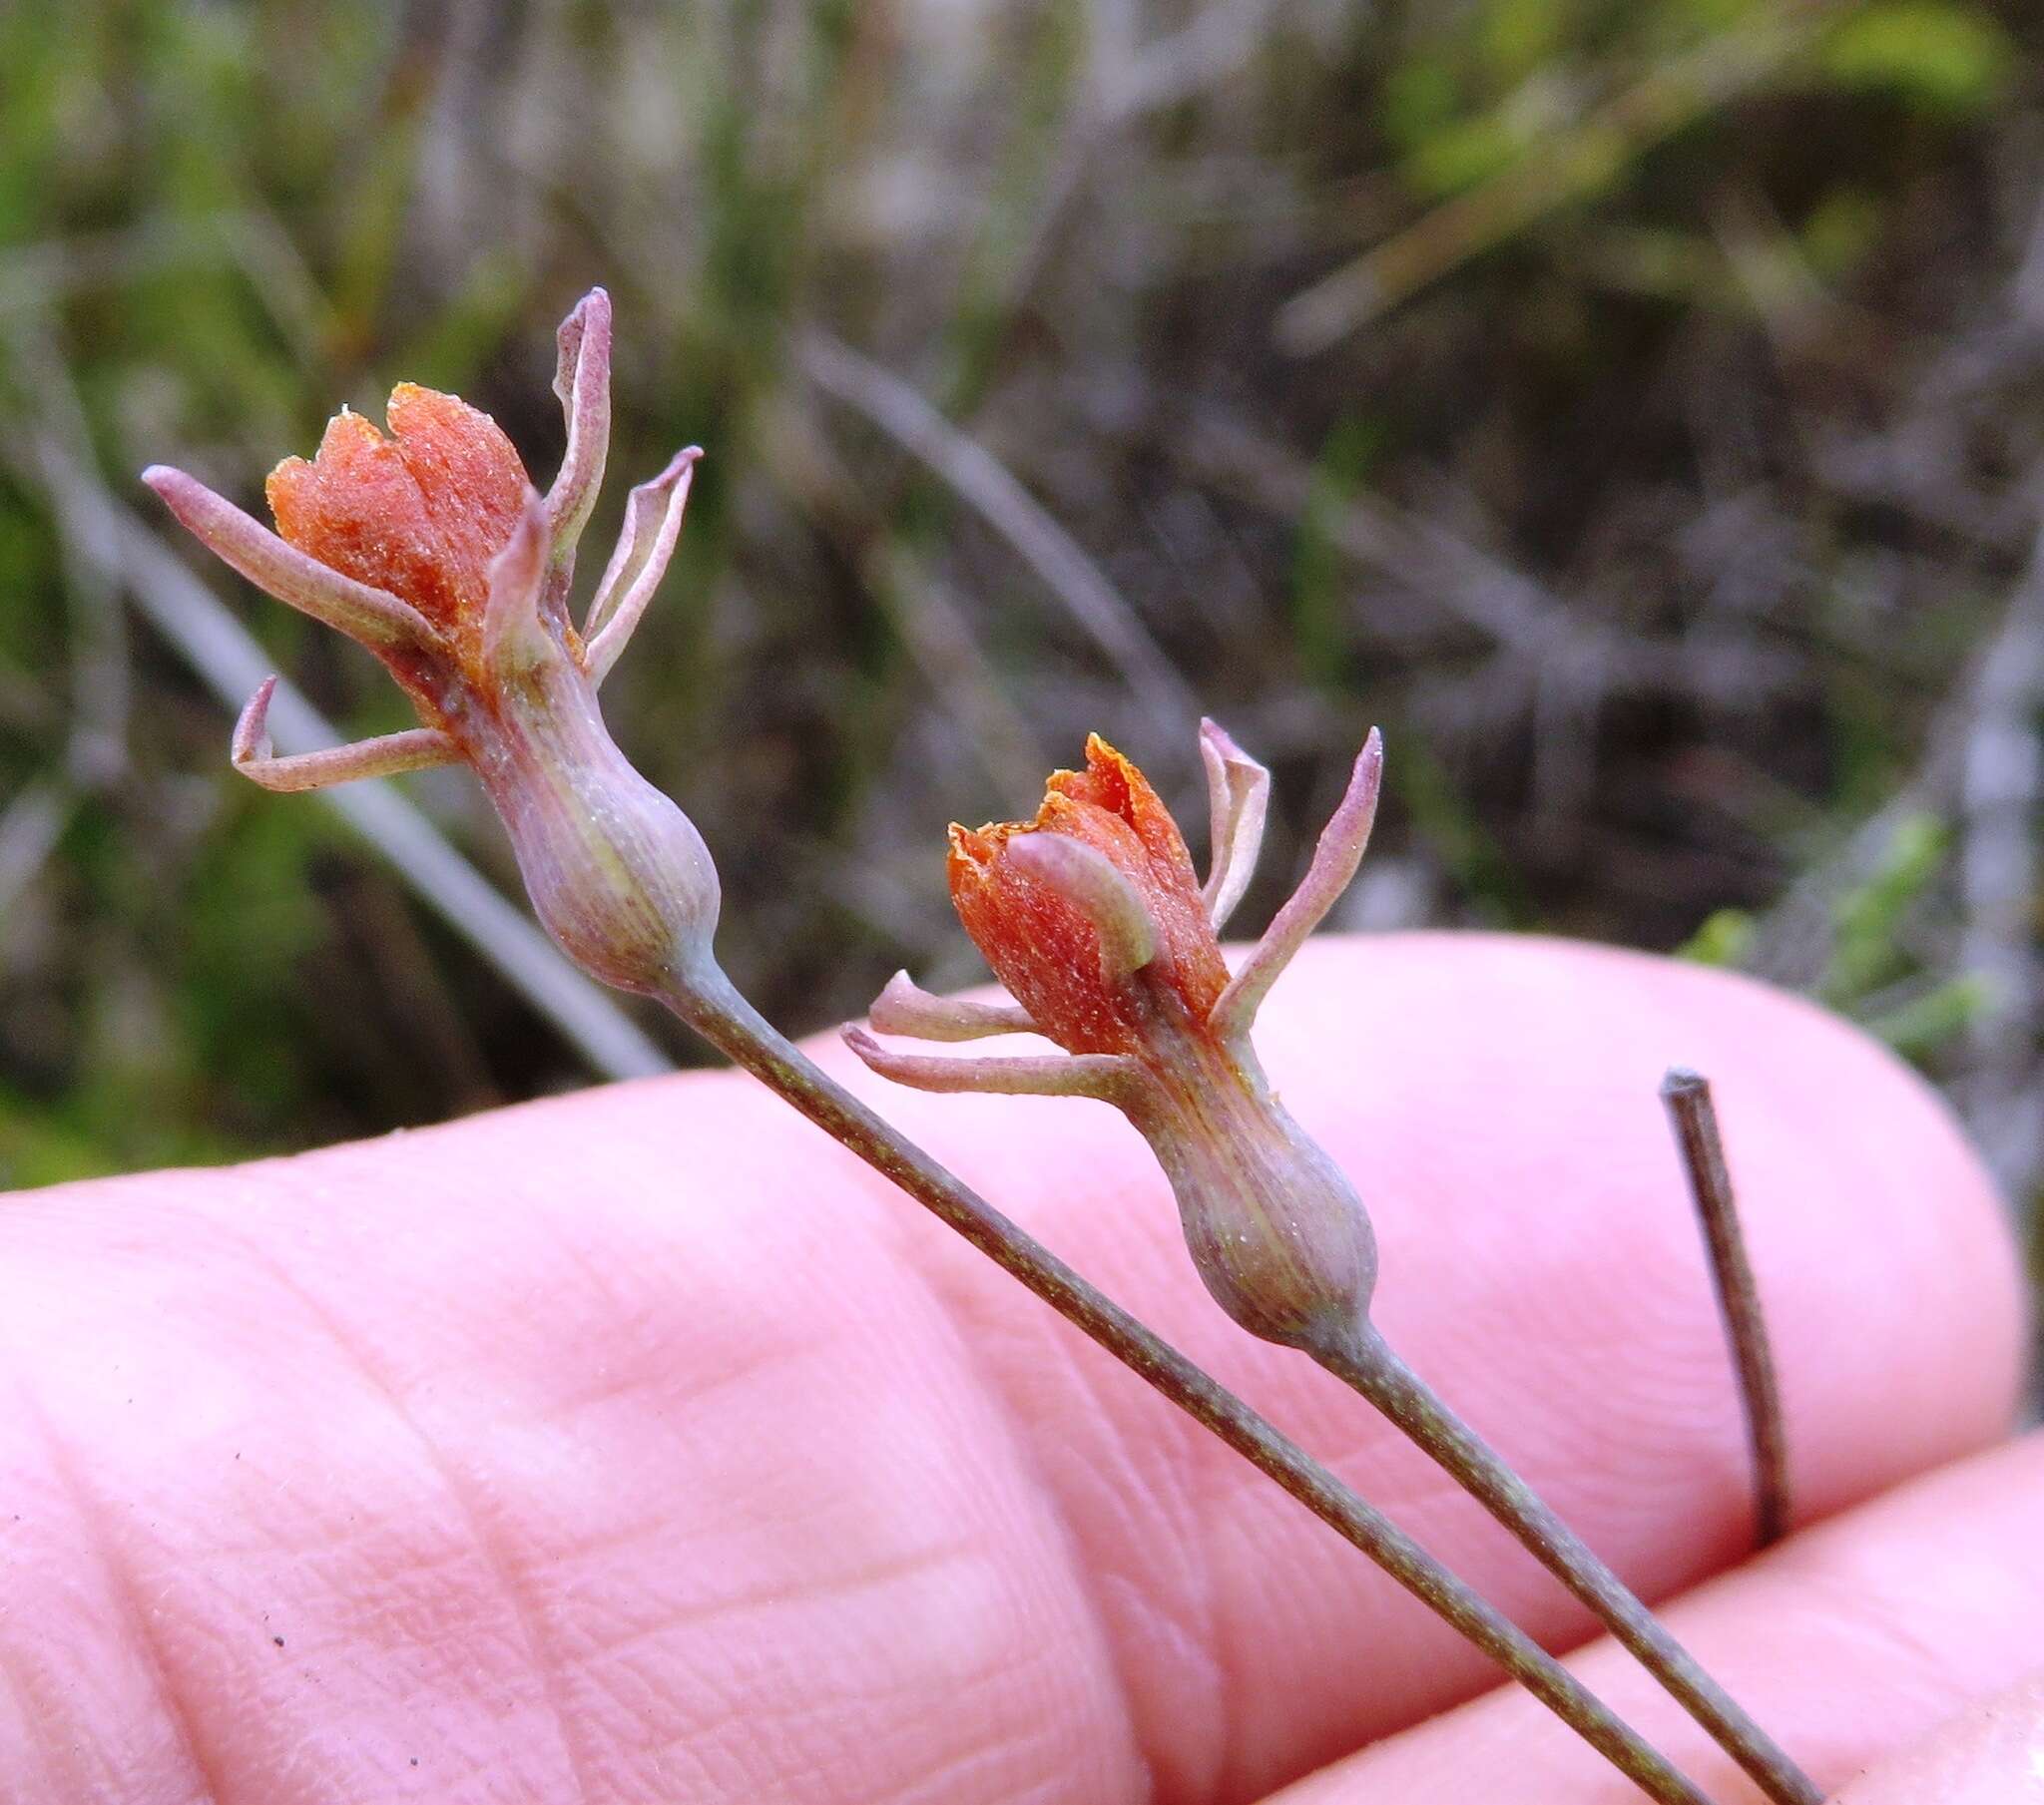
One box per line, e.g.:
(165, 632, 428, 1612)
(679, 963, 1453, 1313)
(1829, 1671, 2044, 1804)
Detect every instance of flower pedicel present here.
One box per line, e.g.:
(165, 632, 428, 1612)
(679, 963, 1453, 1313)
(850, 727, 1821, 1805)
(145, 289, 1805, 1804)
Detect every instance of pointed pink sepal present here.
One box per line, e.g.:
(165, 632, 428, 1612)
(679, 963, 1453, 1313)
(545, 286, 613, 582)
(867, 970, 1038, 1041)
(843, 1025, 1136, 1102)
(1199, 717, 1271, 932)
(484, 488, 555, 675)
(142, 465, 437, 653)
(231, 676, 457, 793)
(1213, 727, 1382, 1040)
(582, 446, 701, 684)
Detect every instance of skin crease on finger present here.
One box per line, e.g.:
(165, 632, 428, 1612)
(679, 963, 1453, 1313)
(0, 933, 2020, 1805)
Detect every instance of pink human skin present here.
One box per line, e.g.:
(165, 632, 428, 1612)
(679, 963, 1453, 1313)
(1827, 1671, 2044, 1805)
(0, 935, 2028, 1805)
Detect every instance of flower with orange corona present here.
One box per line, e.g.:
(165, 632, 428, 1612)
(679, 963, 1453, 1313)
(848, 722, 1385, 1350)
(143, 290, 718, 996)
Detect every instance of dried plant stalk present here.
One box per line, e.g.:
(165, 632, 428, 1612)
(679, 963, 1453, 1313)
(1662, 1067, 1792, 1550)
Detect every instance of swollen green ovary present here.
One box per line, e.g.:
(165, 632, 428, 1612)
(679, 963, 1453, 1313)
(1135, 1032, 1377, 1350)
(476, 673, 723, 996)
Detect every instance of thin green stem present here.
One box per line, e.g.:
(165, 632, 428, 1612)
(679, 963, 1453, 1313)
(665, 962, 1713, 1805)
(1662, 1068, 1790, 1550)
(1318, 1326, 1820, 1805)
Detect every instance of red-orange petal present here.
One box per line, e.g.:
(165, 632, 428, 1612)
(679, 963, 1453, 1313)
(265, 386, 528, 655)
(947, 738, 1228, 1056)
(1056, 736, 1226, 1014)
(385, 384, 529, 615)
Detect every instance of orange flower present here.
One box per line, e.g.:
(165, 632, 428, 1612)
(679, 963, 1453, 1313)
(266, 387, 529, 677)
(948, 736, 1229, 1055)
(143, 290, 721, 995)
(850, 721, 1386, 1346)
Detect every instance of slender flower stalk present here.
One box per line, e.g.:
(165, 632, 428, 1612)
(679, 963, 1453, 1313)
(148, 289, 1723, 1802)
(849, 723, 1821, 1805)
(677, 966, 1713, 1805)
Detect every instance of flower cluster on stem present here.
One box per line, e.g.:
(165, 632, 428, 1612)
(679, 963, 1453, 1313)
(143, 290, 1814, 1805)
(144, 290, 716, 997)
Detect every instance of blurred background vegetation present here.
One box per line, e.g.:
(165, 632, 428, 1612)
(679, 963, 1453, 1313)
(0, 1, 2038, 1262)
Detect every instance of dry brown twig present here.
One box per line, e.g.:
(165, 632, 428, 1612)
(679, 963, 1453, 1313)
(1662, 1068, 1792, 1549)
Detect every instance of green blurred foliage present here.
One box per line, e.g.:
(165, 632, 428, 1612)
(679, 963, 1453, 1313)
(1684, 812, 1995, 1062)
(1818, 1, 2015, 114)
(0, 0, 2037, 1217)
